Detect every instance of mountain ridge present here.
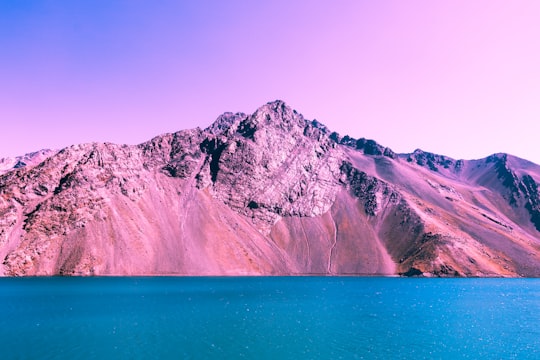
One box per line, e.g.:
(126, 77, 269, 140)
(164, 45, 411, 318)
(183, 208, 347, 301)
(1, 100, 540, 277)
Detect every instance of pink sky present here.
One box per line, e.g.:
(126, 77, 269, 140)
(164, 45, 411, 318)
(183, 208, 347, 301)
(1, 1, 540, 164)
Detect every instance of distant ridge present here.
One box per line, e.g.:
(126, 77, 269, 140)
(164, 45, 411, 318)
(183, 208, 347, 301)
(0, 149, 56, 175)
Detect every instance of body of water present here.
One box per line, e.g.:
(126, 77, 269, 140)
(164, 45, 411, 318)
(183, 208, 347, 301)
(1, 277, 539, 359)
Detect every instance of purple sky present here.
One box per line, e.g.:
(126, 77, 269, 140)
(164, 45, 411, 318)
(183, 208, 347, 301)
(1, 1, 540, 164)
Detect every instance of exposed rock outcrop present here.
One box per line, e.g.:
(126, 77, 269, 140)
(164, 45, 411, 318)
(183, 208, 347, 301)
(404, 149, 463, 172)
(2, 100, 540, 277)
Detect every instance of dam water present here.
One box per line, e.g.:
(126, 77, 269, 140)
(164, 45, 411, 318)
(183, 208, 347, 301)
(1, 276, 539, 359)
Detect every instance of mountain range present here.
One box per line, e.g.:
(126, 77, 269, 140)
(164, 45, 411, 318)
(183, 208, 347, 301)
(1, 100, 540, 277)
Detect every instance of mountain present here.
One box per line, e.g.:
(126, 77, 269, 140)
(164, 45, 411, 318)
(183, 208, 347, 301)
(1, 100, 540, 277)
(0, 149, 56, 175)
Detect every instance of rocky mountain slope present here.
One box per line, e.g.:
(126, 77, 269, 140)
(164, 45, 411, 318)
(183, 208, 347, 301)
(1, 100, 540, 276)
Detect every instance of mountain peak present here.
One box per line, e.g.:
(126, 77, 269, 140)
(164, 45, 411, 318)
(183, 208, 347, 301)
(249, 100, 305, 129)
(258, 99, 290, 113)
(206, 111, 247, 136)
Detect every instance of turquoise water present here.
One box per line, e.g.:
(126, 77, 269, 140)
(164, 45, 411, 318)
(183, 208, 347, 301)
(1, 277, 539, 359)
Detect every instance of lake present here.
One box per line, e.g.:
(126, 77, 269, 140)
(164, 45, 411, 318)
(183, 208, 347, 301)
(1, 277, 539, 359)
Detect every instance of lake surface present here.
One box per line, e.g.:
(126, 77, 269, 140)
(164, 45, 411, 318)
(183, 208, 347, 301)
(1, 277, 539, 359)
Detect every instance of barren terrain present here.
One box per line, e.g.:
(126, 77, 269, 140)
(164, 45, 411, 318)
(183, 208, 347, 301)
(1, 101, 540, 276)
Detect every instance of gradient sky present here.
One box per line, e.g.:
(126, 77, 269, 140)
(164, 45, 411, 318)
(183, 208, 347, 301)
(1, 1, 540, 164)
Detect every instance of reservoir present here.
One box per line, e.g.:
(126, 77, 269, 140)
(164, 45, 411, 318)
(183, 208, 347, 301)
(1, 276, 539, 359)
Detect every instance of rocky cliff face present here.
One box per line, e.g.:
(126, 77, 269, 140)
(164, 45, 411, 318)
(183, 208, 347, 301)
(2, 100, 540, 277)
